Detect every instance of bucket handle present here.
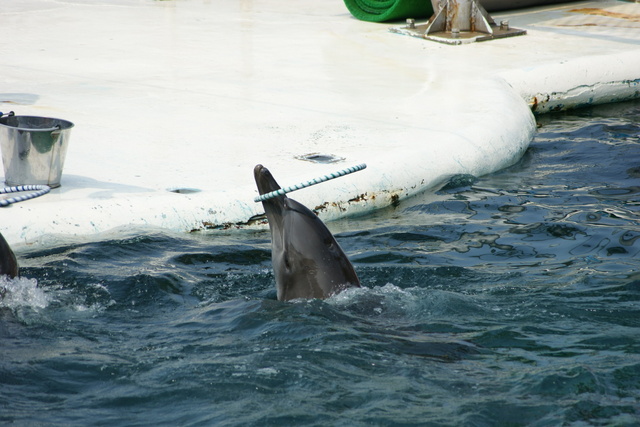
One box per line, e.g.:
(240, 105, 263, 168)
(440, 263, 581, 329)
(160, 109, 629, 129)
(50, 125, 62, 137)
(0, 111, 15, 118)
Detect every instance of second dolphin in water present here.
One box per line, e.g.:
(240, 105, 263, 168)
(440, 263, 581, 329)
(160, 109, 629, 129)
(0, 232, 18, 278)
(254, 164, 360, 301)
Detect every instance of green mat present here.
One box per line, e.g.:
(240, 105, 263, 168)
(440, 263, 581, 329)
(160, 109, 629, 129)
(343, 0, 434, 23)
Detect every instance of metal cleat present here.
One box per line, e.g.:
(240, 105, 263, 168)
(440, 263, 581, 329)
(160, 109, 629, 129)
(390, 0, 526, 44)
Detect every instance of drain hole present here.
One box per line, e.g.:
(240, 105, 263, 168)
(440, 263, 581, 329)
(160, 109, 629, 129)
(297, 153, 345, 164)
(168, 188, 201, 194)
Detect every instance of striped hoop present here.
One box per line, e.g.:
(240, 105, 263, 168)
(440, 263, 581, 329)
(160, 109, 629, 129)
(0, 185, 51, 207)
(254, 164, 367, 202)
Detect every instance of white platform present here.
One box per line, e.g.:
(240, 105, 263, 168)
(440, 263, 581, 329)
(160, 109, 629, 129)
(1, 0, 639, 246)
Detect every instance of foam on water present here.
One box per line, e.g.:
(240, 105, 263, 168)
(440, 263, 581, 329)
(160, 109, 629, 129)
(0, 274, 116, 324)
(0, 276, 51, 311)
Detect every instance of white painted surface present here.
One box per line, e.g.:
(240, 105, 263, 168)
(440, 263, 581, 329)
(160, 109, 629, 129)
(0, 0, 638, 246)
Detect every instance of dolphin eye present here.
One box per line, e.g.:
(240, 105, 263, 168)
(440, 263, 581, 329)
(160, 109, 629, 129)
(283, 252, 291, 270)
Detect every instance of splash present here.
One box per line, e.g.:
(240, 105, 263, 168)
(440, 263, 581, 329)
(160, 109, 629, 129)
(0, 275, 51, 310)
(327, 283, 420, 319)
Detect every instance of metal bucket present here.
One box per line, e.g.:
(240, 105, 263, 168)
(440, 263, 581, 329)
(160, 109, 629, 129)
(0, 113, 74, 188)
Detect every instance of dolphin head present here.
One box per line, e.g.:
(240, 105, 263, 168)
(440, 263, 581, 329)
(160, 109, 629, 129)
(254, 164, 287, 256)
(254, 164, 360, 301)
(254, 164, 280, 196)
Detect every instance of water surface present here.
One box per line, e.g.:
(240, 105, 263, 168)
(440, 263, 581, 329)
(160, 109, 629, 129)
(2, 100, 639, 426)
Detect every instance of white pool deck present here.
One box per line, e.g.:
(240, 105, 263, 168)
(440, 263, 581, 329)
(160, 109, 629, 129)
(1, 0, 639, 246)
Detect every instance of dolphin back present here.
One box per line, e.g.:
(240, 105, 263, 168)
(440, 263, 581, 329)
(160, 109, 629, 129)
(278, 198, 360, 300)
(0, 232, 18, 278)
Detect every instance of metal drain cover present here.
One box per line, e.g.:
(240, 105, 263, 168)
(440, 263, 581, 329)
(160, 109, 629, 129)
(296, 153, 345, 164)
(168, 188, 201, 194)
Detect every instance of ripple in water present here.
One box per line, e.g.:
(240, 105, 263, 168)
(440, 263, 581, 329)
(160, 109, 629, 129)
(1, 101, 640, 426)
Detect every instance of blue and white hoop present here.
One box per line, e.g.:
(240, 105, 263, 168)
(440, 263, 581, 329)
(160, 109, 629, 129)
(254, 163, 367, 202)
(0, 185, 51, 207)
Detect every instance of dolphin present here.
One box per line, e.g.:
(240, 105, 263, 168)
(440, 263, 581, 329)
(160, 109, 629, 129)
(0, 232, 18, 278)
(254, 164, 360, 301)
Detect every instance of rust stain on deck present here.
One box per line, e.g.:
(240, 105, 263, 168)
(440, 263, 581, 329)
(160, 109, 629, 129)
(569, 8, 640, 23)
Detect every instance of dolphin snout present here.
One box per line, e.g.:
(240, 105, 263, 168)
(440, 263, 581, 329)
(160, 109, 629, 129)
(254, 164, 281, 196)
